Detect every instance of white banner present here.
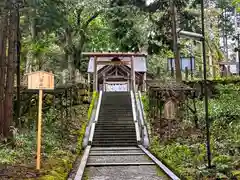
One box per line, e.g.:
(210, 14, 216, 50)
(106, 83, 128, 92)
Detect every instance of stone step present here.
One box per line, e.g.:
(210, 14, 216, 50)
(99, 114, 131, 116)
(86, 162, 155, 166)
(94, 131, 136, 134)
(93, 139, 137, 143)
(98, 117, 133, 120)
(101, 105, 131, 107)
(93, 133, 136, 136)
(96, 122, 134, 125)
(87, 155, 151, 164)
(99, 109, 132, 111)
(96, 123, 134, 126)
(94, 131, 136, 136)
(94, 130, 135, 133)
(92, 142, 137, 147)
(95, 127, 135, 130)
(93, 134, 136, 137)
(91, 147, 139, 151)
(98, 117, 132, 119)
(94, 129, 135, 132)
(93, 139, 136, 142)
(90, 150, 143, 154)
(89, 152, 145, 156)
(95, 124, 135, 127)
(98, 114, 132, 117)
(96, 124, 135, 129)
(85, 165, 168, 180)
(93, 137, 136, 140)
(93, 136, 136, 140)
(101, 102, 130, 104)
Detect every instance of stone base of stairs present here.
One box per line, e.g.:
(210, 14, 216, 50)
(85, 147, 168, 180)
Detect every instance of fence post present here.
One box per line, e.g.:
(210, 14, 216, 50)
(171, 67, 174, 77)
(185, 67, 189, 81)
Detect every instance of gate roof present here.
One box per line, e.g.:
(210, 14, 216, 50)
(83, 52, 147, 73)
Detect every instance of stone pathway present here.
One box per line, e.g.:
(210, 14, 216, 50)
(87, 166, 168, 180)
(84, 147, 169, 180)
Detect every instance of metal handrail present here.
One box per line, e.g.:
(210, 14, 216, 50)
(130, 81, 143, 142)
(137, 91, 150, 147)
(88, 90, 103, 144)
(130, 90, 141, 143)
(136, 93, 145, 127)
(138, 91, 145, 125)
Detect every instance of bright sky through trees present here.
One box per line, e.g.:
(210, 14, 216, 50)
(146, 0, 155, 5)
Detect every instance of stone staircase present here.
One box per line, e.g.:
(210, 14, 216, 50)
(92, 92, 137, 147)
(83, 92, 169, 180)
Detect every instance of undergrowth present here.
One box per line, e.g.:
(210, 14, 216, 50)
(143, 84, 240, 179)
(0, 101, 90, 179)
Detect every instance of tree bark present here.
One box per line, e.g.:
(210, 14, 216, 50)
(3, 0, 17, 137)
(0, 1, 8, 136)
(171, 1, 182, 82)
(16, 1, 21, 127)
(25, 6, 37, 73)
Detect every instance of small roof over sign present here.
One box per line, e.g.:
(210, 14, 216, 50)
(26, 71, 53, 76)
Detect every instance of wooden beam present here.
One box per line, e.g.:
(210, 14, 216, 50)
(97, 61, 130, 65)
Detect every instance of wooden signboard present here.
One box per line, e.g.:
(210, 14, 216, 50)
(28, 71, 54, 90)
(27, 71, 54, 170)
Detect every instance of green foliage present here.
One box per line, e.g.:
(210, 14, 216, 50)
(150, 136, 207, 179)
(141, 93, 149, 113)
(38, 150, 74, 180)
(88, 91, 98, 120)
(196, 84, 240, 124)
(144, 84, 240, 179)
(0, 103, 89, 179)
(107, 1, 147, 51)
(147, 50, 173, 77)
(77, 91, 98, 154)
(76, 122, 88, 154)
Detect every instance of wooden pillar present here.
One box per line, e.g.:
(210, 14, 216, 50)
(88, 73, 90, 86)
(143, 72, 147, 92)
(103, 73, 106, 91)
(127, 73, 130, 91)
(88, 73, 91, 97)
(93, 56, 97, 91)
(70, 88, 72, 121)
(131, 56, 135, 91)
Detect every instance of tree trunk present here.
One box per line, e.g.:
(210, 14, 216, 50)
(25, 7, 37, 73)
(3, 0, 17, 137)
(65, 27, 75, 83)
(0, 1, 8, 136)
(171, 1, 182, 82)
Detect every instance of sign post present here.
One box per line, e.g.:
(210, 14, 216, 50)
(27, 71, 54, 170)
(37, 89, 43, 169)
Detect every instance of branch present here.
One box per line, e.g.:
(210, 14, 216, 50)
(83, 10, 102, 29)
(83, 5, 137, 29)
